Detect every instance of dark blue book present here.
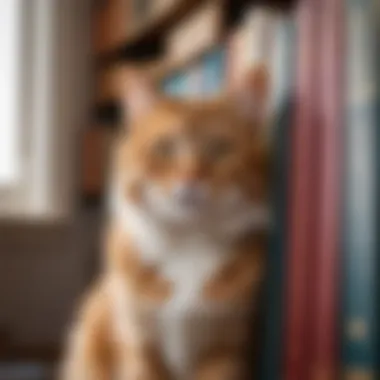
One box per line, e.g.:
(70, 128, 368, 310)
(259, 13, 296, 380)
(342, 0, 380, 378)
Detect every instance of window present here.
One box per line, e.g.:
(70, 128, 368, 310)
(0, 0, 22, 186)
(0, 0, 91, 220)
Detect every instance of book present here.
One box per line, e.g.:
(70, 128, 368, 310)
(161, 47, 225, 99)
(201, 46, 226, 96)
(162, 71, 188, 96)
(151, 0, 179, 18)
(226, 7, 279, 90)
(131, 0, 153, 28)
(93, 0, 130, 54)
(307, 0, 344, 377)
(259, 13, 296, 380)
(244, 7, 279, 66)
(342, 0, 380, 379)
(166, 0, 222, 70)
(185, 63, 204, 99)
(226, 25, 245, 89)
(283, 0, 322, 378)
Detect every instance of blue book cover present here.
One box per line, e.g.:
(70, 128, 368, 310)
(201, 46, 226, 96)
(185, 63, 203, 99)
(162, 71, 188, 96)
(161, 75, 177, 95)
(342, 0, 380, 378)
(259, 14, 296, 380)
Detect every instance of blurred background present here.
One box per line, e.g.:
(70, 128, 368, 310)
(0, 0, 377, 379)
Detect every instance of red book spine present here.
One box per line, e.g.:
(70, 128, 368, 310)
(308, 0, 343, 378)
(283, 0, 321, 379)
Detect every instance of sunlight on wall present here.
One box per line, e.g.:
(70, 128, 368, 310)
(0, 0, 21, 186)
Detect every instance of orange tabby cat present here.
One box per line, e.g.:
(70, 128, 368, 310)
(61, 65, 272, 380)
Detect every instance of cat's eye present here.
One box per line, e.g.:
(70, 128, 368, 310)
(151, 137, 177, 159)
(204, 138, 233, 160)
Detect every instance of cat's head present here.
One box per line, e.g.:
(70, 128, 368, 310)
(112, 66, 272, 232)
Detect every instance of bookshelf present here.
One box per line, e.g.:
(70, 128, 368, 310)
(95, 0, 207, 65)
(82, 0, 296, 203)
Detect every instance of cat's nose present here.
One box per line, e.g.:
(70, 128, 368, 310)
(173, 182, 208, 207)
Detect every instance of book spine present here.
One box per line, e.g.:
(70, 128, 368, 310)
(246, 7, 279, 66)
(342, 1, 380, 379)
(201, 47, 226, 96)
(283, 0, 322, 378)
(260, 14, 296, 380)
(227, 7, 279, 91)
(162, 71, 187, 96)
(131, 0, 151, 26)
(167, 0, 222, 71)
(225, 24, 245, 90)
(185, 63, 203, 99)
(308, 0, 344, 377)
(162, 75, 177, 95)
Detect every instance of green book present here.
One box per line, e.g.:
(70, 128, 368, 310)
(259, 13, 296, 380)
(342, 0, 380, 378)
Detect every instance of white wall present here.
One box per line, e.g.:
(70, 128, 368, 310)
(0, 211, 102, 347)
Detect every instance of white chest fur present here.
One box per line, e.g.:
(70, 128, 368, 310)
(113, 195, 251, 378)
(159, 237, 229, 311)
(154, 238, 234, 378)
(142, 236, 245, 379)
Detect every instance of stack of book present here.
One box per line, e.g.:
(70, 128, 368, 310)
(158, 2, 380, 379)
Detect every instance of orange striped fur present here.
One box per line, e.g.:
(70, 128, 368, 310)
(61, 66, 272, 380)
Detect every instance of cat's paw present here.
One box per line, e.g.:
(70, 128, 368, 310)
(126, 356, 164, 380)
(128, 365, 159, 380)
(195, 351, 244, 380)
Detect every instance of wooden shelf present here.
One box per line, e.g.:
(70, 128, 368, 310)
(94, 0, 296, 66)
(93, 0, 131, 55)
(91, 0, 298, 122)
(97, 0, 207, 66)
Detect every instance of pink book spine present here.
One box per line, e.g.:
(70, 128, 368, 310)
(308, 0, 343, 378)
(283, 0, 322, 379)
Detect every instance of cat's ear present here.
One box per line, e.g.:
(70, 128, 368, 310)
(121, 68, 157, 123)
(231, 64, 270, 123)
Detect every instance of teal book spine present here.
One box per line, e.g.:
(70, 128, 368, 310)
(162, 71, 187, 96)
(185, 63, 203, 98)
(259, 14, 296, 380)
(342, 0, 380, 378)
(162, 75, 177, 95)
(201, 46, 226, 96)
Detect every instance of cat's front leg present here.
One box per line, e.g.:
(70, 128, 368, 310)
(194, 347, 246, 380)
(107, 225, 173, 380)
(111, 275, 170, 380)
(59, 285, 113, 380)
(118, 345, 170, 380)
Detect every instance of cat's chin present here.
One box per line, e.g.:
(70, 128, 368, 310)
(145, 199, 208, 228)
(111, 182, 271, 238)
(139, 184, 205, 226)
(142, 186, 271, 235)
